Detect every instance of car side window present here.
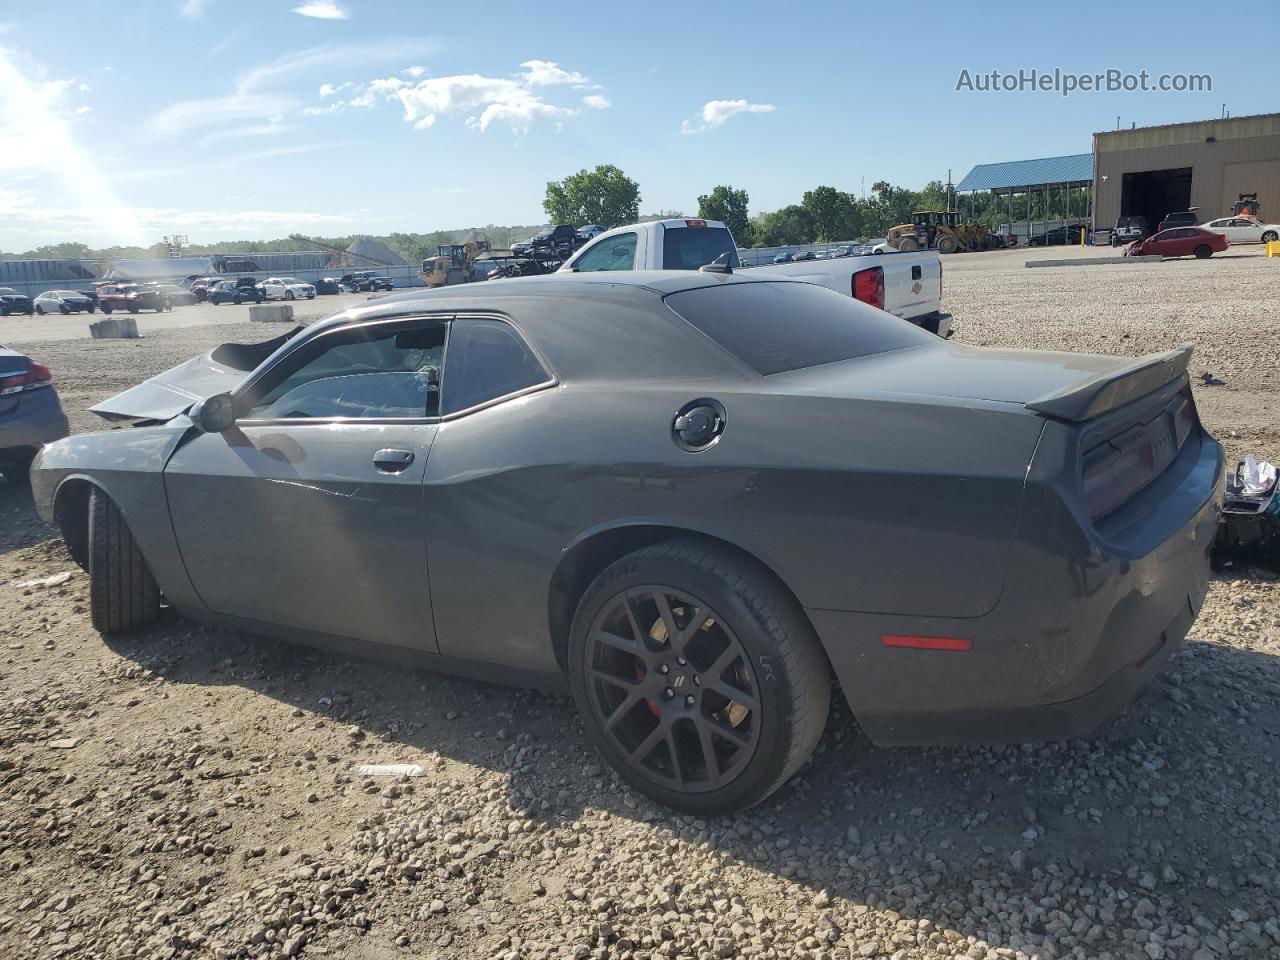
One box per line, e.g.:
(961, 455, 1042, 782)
(442, 318, 551, 415)
(572, 233, 637, 272)
(245, 322, 446, 420)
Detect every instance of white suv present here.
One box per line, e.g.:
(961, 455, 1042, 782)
(259, 277, 316, 301)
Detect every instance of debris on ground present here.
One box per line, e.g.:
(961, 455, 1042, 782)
(1215, 454, 1280, 573)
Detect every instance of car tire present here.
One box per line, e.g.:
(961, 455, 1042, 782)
(285, 290, 295, 301)
(1263, 231, 1278, 243)
(88, 488, 160, 634)
(35, 305, 45, 315)
(88, 306, 96, 313)
(1194, 245, 1212, 259)
(0, 450, 35, 485)
(568, 539, 830, 815)
(59, 304, 70, 315)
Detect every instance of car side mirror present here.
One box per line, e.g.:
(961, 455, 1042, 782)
(189, 393, 236, 433)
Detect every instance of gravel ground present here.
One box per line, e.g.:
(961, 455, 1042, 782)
(1, 248, 1278, 960)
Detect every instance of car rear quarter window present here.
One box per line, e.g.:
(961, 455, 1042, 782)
(665, 281, 932, 376)
(442, 318, 551, 415)
(662, 226, 741, 269)
(573, 233, 637, 271)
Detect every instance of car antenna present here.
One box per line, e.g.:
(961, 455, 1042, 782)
(699, 253, 733, 275)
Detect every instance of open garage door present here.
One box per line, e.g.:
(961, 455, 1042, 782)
(1121, 168, 1193, 229)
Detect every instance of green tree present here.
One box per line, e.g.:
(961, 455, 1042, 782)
(543, 165, 640, 228)
(753, 205, 817, 246)
(697, 185, 753, 246)
(800, 186, 861, 242)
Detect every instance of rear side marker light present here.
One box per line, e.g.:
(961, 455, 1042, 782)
(881, 634, 972, 651)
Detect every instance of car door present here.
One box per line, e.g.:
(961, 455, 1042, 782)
(1229, 218, 1260, 242)
(163, 315, 448, 651)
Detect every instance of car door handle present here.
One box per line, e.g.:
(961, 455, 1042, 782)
(373, 448, 415, 473)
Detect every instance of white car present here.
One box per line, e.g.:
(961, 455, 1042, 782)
(259, 277, 316, 301)
(1201, 216, 1280, 244)
(33, 290, 97, 314)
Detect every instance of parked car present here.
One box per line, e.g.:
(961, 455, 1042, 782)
(510, 240, 534, 258)
(1200, 216, 1280, 244)
(576, 224, 606, 242)
(1157, 210, 1199, 232)
(340, 271, 394, 293)
(1, 345, 67, 483)
(34, 290, 96, 314)
(530, 224, 580, 258)
(147, 283, 198, 307)
(1125, 227, 1228, 259)
(792, 250, 816, 261)
(772, 252, 794, 264)
(314, 277, 344, 295)
(1029, 224, 1089, 246)
(207, 281, 265, 305)
(0, 288, 35, 316)
(1110, 216, 1149, 246)
(259, 277, 316, 301)
(33, 271, 1222, 813)
(96, 284, 169, 313)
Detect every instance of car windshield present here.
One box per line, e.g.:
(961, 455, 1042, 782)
(278, 277, 303, 285)
(662, 226, 741, 269)
(665, 281, 932, 376)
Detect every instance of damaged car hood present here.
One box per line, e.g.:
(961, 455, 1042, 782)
(90, 326, 301, 422)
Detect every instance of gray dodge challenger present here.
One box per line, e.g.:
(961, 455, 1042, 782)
(31, 271, 1223, 813)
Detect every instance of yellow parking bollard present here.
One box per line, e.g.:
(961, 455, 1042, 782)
(1268, 240, 1280, 257)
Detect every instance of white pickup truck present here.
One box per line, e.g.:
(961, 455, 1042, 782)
(558, 218, 952, 337)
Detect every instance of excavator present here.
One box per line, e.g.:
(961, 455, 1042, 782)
(886, 211, 1005, 254)
(419, 239, 492, 287)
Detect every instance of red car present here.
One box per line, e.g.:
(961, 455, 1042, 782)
(1125, 227, 1228, 259)
(95, 283, 170, 314)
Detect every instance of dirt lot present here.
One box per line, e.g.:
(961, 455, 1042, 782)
(1, 249, 1278, 960)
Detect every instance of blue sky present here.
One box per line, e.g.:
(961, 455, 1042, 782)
(0, 0, 1269, 248)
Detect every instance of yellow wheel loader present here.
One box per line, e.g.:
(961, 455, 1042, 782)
(419, 240, 493, 288)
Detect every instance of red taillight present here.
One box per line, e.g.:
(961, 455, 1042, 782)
(881, 634, 972, 651)
(684, 219, 707, 228)
(0, 363, 52, 397)
(1083, 433, 1155, 520)
(853, 266, 885, 310)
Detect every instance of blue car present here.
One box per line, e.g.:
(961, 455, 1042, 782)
(0, 346, 68, 483)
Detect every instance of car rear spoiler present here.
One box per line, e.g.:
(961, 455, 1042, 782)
(1026, 344, 1193, 421)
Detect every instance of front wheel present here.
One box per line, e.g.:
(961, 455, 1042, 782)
(88, 488, 161, 634)
(35, 305, 45, 315)
(285, 290, 295, 301)
(88, 306, 96, 313)
(1194, 245, 1213, 259)
(1262, 231, 1278, 243)
(568, 540, 830, 815)
(102, 305, 113, 314)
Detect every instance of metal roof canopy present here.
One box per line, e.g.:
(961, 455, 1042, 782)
(957, 153, 1093, 192)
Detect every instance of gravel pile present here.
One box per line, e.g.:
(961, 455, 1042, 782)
(1, 248, 1278, 959)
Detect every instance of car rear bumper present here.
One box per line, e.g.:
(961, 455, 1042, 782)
(0, 387, 70, 457)
(810, 430, 1222, 746)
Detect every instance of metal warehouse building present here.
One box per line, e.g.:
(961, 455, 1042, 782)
(1093, 112, 1280, 231)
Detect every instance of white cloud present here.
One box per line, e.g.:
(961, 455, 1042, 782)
(293, 0, 348, 19)
(402, 65, 426, 78)
(145, 93, 296, 138)
(201, 123, 292, 144)
(681, 98, 775, 134)
(519, 60, 588, 87)
(78, 82, 90, 93)
(181, 0, 212, 17)
(312, 60, 597, 134)
(74, 105, 92, 115)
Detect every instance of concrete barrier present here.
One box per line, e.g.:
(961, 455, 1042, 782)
(1026, 255, 1162, 268)
(88, 317, 139, 339)
(250, 303, 295, 323)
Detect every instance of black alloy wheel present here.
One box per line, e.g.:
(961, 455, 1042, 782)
(583, 584, 761, 795)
